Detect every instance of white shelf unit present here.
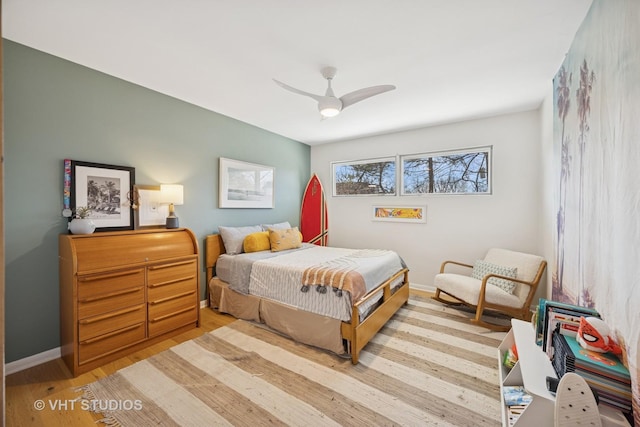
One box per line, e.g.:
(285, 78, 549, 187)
(498, 319, 632, 427)
(498, 319, 557, 427)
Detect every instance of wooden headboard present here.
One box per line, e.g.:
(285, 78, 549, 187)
(205, 234, 226, 284)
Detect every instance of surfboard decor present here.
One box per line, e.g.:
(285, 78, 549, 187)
(300, 174, 328, 246)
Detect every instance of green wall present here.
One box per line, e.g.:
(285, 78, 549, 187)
(3, 40, 310, 363)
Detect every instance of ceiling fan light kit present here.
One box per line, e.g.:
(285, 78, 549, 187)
(319, 99, 342, 118)
(274, 66, 395, 119)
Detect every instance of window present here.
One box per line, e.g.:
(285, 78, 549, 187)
(332, 157, 396, 196)
(401, 147, 491, 195)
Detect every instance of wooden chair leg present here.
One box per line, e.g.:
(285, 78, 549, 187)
(470, 304, 510, 332)
(431, 288, 464, 306)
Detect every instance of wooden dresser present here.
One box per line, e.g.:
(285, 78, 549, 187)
(59, 228, 200, 376)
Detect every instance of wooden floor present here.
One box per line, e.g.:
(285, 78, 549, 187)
(6, 290, 433, 426)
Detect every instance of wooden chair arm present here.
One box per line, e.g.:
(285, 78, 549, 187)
(439, 260, 473, 273)
(481, 273, 534, 287)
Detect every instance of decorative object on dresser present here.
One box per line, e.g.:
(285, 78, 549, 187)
(159, 184, 184, 229)
(132, 184, 170, 229)
(59, 228, 200, 377)
(67, 160, 136, 232)
(67, 206, 96, 235)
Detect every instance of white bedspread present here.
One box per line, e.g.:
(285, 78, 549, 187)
(249, 246, 405, 321)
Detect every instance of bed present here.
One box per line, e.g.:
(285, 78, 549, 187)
(204, 227, 410, 364)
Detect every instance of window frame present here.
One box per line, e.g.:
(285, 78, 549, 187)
(400, 146, 492, 196)
(331, 156, 397, 197)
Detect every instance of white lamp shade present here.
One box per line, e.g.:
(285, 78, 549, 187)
(159, 184, 184, 205)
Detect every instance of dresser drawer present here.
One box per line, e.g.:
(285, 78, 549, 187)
(148, 276, 197, 303)
(78, 268, 145, 318)
(148, 290, 197, 320)
(78, 322, 146, 365)
(147, 259, 197, 287)
(148, 304, 198, 337)
(78, 303, 146, 341)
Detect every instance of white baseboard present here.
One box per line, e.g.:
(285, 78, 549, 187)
(5, 347, 61, 376)
(6, 299, 211, 376)
(410, 283, 436, 292)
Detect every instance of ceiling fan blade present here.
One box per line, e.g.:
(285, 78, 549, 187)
(340, 84, 396, 109)
(273, 79, 323, 102)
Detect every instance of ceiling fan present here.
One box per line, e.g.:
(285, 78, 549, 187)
(273, 66, 396, 118)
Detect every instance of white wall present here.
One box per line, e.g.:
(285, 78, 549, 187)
(311, 109, 545, 293)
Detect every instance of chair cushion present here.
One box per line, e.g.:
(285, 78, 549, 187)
(434, 273, 522, 307)
(471, 260, 517, 294)
(483, 248, 544, 303)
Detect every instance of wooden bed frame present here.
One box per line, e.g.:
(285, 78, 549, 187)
(204, 234, 410, 364)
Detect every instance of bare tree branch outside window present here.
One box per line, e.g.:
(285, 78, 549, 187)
(332, 157, 396, 196)
(401, 147, 491, 195)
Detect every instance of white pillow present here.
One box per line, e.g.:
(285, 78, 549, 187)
(218, 225, 263, 255)
(261, 221, 291, 231)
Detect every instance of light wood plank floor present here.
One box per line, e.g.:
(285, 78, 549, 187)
(6, 290, 433, 426)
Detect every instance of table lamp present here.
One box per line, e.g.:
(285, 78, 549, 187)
(160, 184, 184, 229)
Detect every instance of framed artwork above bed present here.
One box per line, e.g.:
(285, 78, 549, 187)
(219, 157, 274, 209)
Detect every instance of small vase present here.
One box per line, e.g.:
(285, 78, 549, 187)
(68, 218, 96, 235)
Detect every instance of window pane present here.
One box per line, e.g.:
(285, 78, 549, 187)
(332, 158, 396, 196)
(402, 148, 490, 195)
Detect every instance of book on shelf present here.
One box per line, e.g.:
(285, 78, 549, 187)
(551, 329, 632, 413)
(502, 386, 533, 406)
(535, 298, 600, 354)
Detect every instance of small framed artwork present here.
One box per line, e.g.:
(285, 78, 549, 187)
(132, 185, 169, 229)
(219, 157, 274, 208)
(70, 160, 135, 231)
(372, 205, 426, 223)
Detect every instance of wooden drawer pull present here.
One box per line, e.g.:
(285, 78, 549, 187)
(79, 305, 142, 324)
(79, 270, 142, 282)
(80, 323, 142, 345)
(149, 290, 195, 305)
(148, 275, 195, 288)
(149, 307, 194, 323)
(148, 260, 195, 271)
(79, 287, 142, 303)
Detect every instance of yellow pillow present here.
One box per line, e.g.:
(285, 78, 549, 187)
(269, 227, 302, 252)
(243, 231, 271, 253)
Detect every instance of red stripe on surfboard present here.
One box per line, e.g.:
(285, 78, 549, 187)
(300, 174, 328, 246)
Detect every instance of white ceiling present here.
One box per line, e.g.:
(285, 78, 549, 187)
(3, 0, 592, 146)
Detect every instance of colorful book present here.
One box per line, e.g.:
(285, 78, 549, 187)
(552, 331, 632, 412)
(544, 306, 594, 358)
(502, 386, 533, 406)
(538, 299, 599, 352)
